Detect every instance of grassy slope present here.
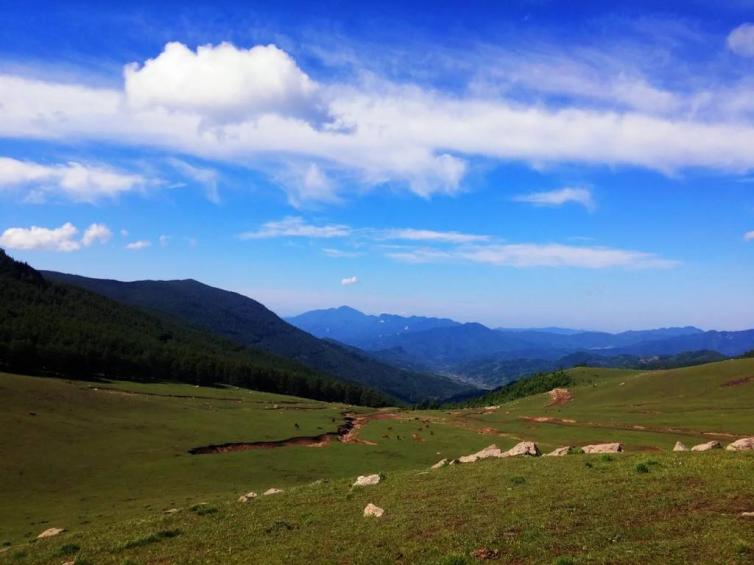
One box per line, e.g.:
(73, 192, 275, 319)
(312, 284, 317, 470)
(7, 454, 754, 564)
(0, 373, 490, 544)
(2, 359, 753, 563)
(457, 361, 754, 453)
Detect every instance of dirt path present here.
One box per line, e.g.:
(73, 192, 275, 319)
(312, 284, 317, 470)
(188, 410, 400, 454)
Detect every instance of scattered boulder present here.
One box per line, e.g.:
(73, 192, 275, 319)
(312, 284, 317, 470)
(353, 474, 381, 487)
(547, 387, 573, 406)
(363, 503, 384, 518)
(458, 444, 502, 463)
(581, 443, 623, 454)
(431, 458, 449, 469)
(263, 488, 283, 496)
(740, 512, 754, 518)
(505, 441, 541, 457)
(238, 491, 257, 503)
(726, 437, 754, 451)
(545, 446, 572, 457)
(164, 508, 179, 514)
(673, 441, 689, 452)
(36, 527, 65, 539)
(691, 441, 722, 452)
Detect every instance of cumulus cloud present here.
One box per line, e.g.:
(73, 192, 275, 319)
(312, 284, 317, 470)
(514, 187, 595, 211)
(745, 230, 754, 241)
(125, 240, 151, 250)
(727, 24, 754, 57)
(380, 228, 489, 243)
(0, 222, 111, 252)
(239, 216, 351, 239)
(0, 156, 147, 202)
(124, 42, 321, 123)
(81, 223, 112, 246)
(387, 242, 677, 269)
(341, 275, 359, 285)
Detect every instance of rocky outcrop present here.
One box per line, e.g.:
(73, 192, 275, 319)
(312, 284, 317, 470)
(691, 441, 722, 452)
(505, 441, 540, 457)
(726, 437, 754, 451)
(581, 443, 623, 454)
(37, 528, 65, 539)
(363, 503, 384, 518)
(353, 474, 381, 487)
(673, 441, 689, 452)
(545, 446, 572, 457)
(458, 444, 503, 463)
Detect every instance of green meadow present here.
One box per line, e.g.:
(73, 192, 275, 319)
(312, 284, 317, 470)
(1, 358, 753, 563)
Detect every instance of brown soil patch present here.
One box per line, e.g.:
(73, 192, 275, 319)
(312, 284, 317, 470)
(547, 387, 573, 406)
(722, 375, 754, 387)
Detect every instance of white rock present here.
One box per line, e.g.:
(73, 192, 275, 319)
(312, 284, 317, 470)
(691, 441, 722, 452)
(740, 511, 754, 518)
(673, 441, 689, 452)
(36, 527, 65, 539)
(581, 443, 623, 454)
(238, 491, 258, 502)
(726, 437, 754, 451)
(505, 441, 541, 457)
(353, 474, 381, 487)
(458, 444, 502, 463)
(431, 458, 448, 469)
(545, 446, 571, 457)
(363, 503, 384, 518)
(263, 488, 283, 496)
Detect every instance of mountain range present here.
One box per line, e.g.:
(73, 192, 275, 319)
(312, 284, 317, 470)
(288, 306, 754, 387)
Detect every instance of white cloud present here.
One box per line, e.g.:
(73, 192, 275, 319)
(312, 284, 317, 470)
(169, 158, 220, 203)
(125, 240, 151, 250)
(728, 23, 754, 57)
(81, 223, 112, 246)
(124, 42, 320, 123)
(0, 156, 147, 202)
(277, 163, 340, 207)
(744, 230, 754, 241)
(514, 187, 595, 211)
(159, 234, 171, 247)
(323, 248, 363, 258)
(3, 41, 754, 203)
(341, 275, 359, 285)
(381, 228, 489, 243)
(240, 216, 351, 239)
(0, 222, 111, 252)
(387, 242, 677, 269)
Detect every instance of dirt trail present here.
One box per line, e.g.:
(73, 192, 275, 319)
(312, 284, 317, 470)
(188, 411, 398, 454)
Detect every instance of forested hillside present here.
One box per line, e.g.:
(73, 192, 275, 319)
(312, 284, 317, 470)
(0, 250, 390, 406)
(43, 272, 472, 403)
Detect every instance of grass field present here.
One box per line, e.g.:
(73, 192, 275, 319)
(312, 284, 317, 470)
(1, 359, 753, 563)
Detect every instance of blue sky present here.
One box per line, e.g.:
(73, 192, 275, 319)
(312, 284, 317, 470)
(1, 0, 754, 330)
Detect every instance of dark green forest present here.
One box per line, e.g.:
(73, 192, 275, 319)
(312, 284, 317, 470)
(0, 249, 391, 407)
(456, 369, 573, 408)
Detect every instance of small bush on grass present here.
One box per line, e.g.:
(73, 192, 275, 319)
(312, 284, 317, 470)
(600, 454, 614, 462)
(635, 463, 650, 474)
(190, 504, 218, 516)
(438, 554, 469, 565)
(57, 542, 80, 556)
(122, 529, 180, 550)
(554, 558, 576, 565)
(510, 476, 526, 485)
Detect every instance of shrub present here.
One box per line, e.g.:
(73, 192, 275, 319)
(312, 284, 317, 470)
(599, 454, 614, 462)
(57, 543, 80, 556)
(635, 463, 650, 474)
(190, 504, 218, 516)
(438, 554, 469, 565)
(554, 558, 576, 565)
(510, 476, 526, 485)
